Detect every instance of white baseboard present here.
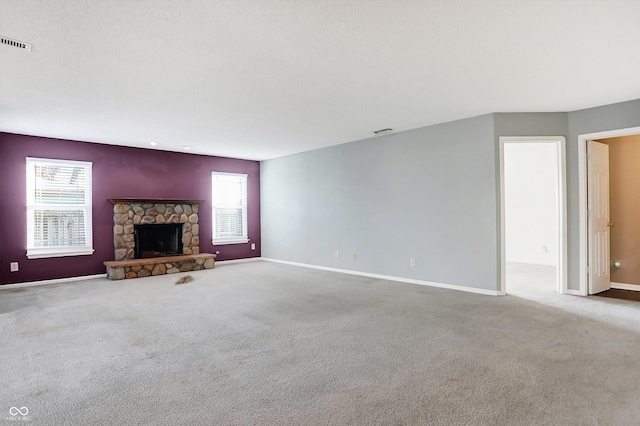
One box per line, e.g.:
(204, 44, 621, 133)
(0, 274, 107, 290)
(2, 257, 505, 297)
(261, 258, 500, 296)
(215, 257, 263, 265)
(611, 282, 640, 292)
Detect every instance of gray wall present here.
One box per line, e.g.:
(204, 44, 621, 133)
(262, 114, 499, 291)
(261, 99, 640, 293)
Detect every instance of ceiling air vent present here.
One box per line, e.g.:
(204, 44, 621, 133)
(1, 36, 32, 51)
(373, 128, 393, 136)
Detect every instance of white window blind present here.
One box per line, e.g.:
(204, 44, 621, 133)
(212, 172, 248, 244)
(26, 158, 94, 259)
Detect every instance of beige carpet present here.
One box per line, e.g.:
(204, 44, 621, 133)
(1, 261, 640, 425)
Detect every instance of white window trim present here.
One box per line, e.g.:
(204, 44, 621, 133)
(213, 237, 250, 245)
(26, 157, 94, 259)
(211, 171, 248, 245)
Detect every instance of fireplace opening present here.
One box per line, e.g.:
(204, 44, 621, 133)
(134, 224, 183, 259)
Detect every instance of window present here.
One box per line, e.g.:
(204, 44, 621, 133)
(212, 172, 248, 244)
(26, 158, 94, 259)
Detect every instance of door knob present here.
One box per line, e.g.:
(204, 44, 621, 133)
(607, 222, 614, 227)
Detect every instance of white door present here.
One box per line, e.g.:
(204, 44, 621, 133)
(587, 141, 611, 294)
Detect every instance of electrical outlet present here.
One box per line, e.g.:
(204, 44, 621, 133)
(352, 252, 356, 260)
(10, 262, 19, 272)
(410, 258, 416, 267)
(251, 243, 256, 250)
(335, 251, 340, 259)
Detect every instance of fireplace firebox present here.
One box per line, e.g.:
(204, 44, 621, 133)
(134, 223, 183, 259)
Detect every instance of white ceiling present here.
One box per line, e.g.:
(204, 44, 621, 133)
(1, 0, 639, 161)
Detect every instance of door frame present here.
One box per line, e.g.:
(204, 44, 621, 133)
(499, 136, 567, 295)
(578, 126, 640, 296)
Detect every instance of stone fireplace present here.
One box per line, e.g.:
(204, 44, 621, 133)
(104, 198, 215, 280)
(111, 199, 202, 261)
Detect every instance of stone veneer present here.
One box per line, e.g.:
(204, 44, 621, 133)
(105, 198, 215, 280)
(111, 200, 203, 261)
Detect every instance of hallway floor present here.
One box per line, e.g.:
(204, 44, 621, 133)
(506, 262, 556, 294)
(507, 262, 640, 303)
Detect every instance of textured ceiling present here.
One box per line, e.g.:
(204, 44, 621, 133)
(1, 0, 639, 160)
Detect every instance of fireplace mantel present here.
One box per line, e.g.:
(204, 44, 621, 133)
(109, 198, 205, 204)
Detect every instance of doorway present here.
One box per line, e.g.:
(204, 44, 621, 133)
(578, 127, 640, 296)
(578, 128, 640, 296)
(499, 137, 567, 295)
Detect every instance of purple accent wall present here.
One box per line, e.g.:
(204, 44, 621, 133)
(0, 132, 261, 284)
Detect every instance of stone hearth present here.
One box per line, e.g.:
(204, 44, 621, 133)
(104, 253, 215, 280)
